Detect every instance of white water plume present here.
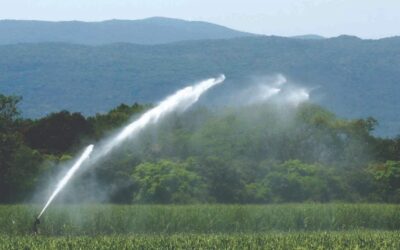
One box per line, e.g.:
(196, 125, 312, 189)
(275, 74, 287, 86)
(37, 75, 225, 217)
(245, 74, 310, 106)
(93, 74, 225, 160)
(285, 88, 310, 106)
(38, 144, 94, 219)
(256, 85, 281, 102)
(244, 74, 286, 105)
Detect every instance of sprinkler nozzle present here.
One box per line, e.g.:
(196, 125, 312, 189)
(33, 216, 41, 234)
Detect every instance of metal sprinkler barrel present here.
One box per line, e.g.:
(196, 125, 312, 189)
(33, 216, 40, 235)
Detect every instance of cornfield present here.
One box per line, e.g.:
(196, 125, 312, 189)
(1, 204, 399, 249)
(1, 232, 400, 249)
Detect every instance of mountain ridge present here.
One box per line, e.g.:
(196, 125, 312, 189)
(0, 17, 256, 45)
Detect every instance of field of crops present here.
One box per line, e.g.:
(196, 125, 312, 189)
(2, 231, 400, 249)
(1, 204, 399, 249)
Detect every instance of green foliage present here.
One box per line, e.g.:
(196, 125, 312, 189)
(373, 137, 400, 162)
(192, 156, 245, 203)
(4, 146, 42, 198)
(1, 93, 400, 203)
(0, 142, 43, 202)
(88, 103, 148, 139)
(260, 160, 343, 202)
(0, 94, 21, 131)
(370, 161, 400, 202)
(132, 160, 206, 204)
(0, 95, 43, 202)
(23, 110, 92, 154)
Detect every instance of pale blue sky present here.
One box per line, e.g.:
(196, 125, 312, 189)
(1, 0, 399, 38)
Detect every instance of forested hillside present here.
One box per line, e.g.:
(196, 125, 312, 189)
(0, 36, 399, 136)
(0, 17, 253, 45)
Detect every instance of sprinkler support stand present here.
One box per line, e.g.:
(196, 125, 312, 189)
(33, 217, 40, 235)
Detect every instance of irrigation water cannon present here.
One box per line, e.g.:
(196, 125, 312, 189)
(32, 76, 225, 234)
(32, 216, 40, 234)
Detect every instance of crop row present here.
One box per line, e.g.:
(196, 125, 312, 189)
(1, 204, 400, 235)
(1, 231, 400, 250)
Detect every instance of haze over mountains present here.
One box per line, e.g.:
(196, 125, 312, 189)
(0, 17, 399, 136)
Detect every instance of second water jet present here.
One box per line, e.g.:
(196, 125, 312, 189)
(36, 75, 225, 219)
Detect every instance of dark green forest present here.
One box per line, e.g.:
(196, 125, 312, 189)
(0, 93, 399, 204)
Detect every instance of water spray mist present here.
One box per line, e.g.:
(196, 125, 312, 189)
(37, 144, 94, 219)
(93, 74, 225, 159)
(36, 75, 225, 220)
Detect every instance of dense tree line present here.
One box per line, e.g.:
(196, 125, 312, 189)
(0, 94, 399, 204)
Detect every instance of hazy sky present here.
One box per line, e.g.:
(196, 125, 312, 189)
(1, 0, 399, 38)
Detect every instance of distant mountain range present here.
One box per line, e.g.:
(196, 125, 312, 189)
(0, 17, 255, 45)
(0, 17, 399, 136)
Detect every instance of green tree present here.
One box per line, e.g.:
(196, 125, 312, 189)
(0, 94, 43, 202)
(370, 161, 400, 202)
(89, 103, 148, 139)
(24, 110, 92, 154)
(261, 160, 345, 202)
(132, 160, 206, 203)
(0, 94, 21, 131)
(194, 156, 245, 203)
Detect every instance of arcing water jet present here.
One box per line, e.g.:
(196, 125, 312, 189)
(92, 74, 225, 160)
(37, 75, 225, 218)
(37, 144, 94, 219)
